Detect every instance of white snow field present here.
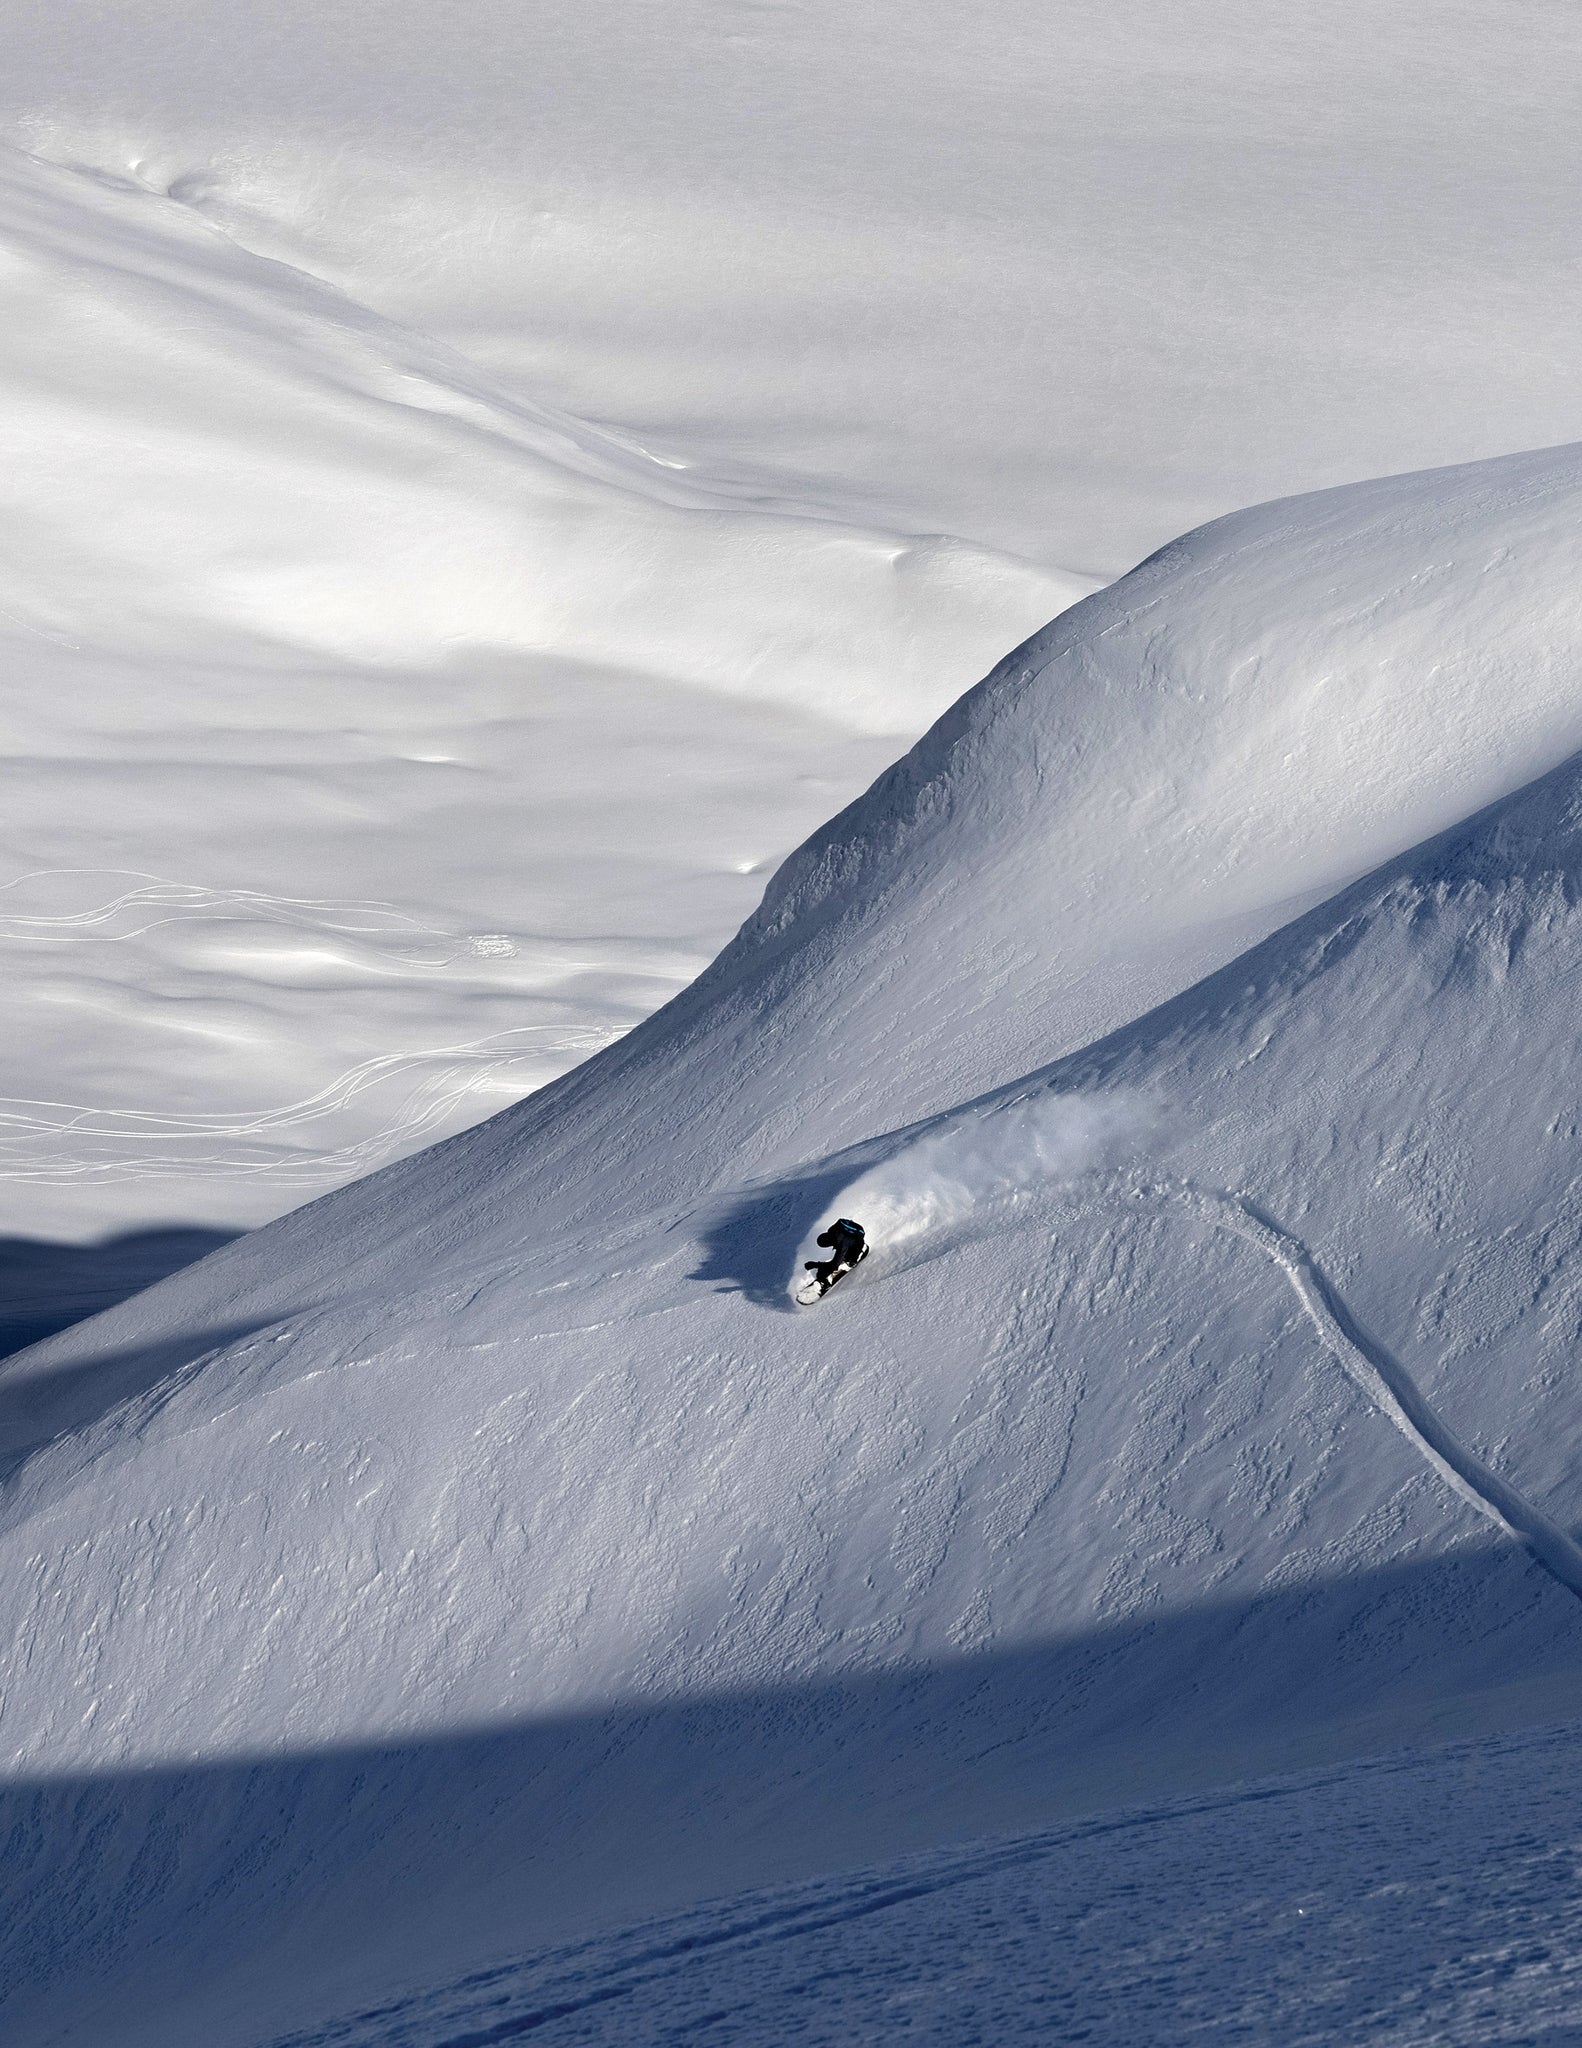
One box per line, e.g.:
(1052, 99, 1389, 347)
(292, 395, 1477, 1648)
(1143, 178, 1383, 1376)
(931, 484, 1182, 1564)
(2, 0, 1581, 1256)
(6, 447, 1582, 2042)
(7, 1, 1581, 572)
(6, 7, 1582, 2035)
(0, 137, 1079, 1252)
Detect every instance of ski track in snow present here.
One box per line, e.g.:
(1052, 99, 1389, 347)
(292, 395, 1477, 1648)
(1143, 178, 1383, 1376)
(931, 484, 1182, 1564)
(0, 870, 622, 1187)
(0, 1023, 621, 1188)
(823, 1117, 1582, 1601)
(1109, 1175, 1582, 1604)
(0, 870, 479, 963)
(262, 1799, 1213, 2047)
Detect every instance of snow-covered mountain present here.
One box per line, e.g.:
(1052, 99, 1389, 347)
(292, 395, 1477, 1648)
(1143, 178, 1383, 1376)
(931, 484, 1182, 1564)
(0, 139, 1077, 1243)
(256, 1717, 1582, 2047)
(6, 446, 1582, 2044)
(5, 0, 1580, 1253)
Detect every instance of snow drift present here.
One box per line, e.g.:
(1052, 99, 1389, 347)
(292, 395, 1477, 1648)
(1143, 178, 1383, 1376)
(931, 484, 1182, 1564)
(7, 1, 1580, 576)
(7, 0, 1580, 1252)
(7, 447, 1582, 2043)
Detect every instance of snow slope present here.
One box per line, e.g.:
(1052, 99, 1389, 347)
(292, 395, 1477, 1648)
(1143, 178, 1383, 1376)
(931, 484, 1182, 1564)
(6, 2, 1579, 1253)
(6, 447, 1582, 2042)
(6, 2, 1580, 574)
(268, 1716, 1582, 2048)
(0, 139, 1078, 1241)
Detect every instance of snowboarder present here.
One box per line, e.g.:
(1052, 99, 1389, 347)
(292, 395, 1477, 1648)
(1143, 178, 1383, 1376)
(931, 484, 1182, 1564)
(802, 1217, 867, 1298)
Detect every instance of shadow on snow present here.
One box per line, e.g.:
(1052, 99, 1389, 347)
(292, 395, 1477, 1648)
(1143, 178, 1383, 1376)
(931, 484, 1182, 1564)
(5, 1537, 1582, 2047)
(0, 1226, 240, 1363)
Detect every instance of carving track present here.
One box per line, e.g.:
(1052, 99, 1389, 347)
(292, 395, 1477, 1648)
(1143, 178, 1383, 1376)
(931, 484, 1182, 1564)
(1110, 1176, 1582, 1604)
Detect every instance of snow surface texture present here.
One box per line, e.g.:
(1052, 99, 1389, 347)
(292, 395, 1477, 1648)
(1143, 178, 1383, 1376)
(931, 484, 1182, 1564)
(270, 1720, 1582, 2048)
(8, 449, 1582, 2043)
(0, 139, 1083, 1243)
(4, 3, 1582, 1245)
(6, 1, 1580, 572)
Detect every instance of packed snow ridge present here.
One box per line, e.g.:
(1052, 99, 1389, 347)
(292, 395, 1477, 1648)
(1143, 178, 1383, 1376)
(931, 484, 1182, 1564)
(6, 445, 1582, 2046)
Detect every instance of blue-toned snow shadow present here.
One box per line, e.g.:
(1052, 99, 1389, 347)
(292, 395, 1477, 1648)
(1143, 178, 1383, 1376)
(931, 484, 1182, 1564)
(7, 1539, 1582, 2047)
(0, 1315, 288, 1476)
(0, 1226, 239, 1361)
(690, 1150, 886, 1311)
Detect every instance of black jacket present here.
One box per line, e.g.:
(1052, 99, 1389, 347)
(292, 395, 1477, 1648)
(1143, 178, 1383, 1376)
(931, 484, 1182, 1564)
(817, 1219, 866, 1263)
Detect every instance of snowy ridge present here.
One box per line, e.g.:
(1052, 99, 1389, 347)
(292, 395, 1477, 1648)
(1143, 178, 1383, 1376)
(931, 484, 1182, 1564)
(6, 14, 1582, 2037)
(8, 449, 1582, 2041)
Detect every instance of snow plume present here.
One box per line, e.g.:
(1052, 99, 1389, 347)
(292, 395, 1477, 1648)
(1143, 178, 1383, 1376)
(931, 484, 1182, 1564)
(798, 1089, 1150, 1291)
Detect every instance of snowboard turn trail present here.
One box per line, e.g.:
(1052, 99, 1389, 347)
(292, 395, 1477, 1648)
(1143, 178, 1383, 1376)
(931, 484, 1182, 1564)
(1108, 1176, 1582, 1605)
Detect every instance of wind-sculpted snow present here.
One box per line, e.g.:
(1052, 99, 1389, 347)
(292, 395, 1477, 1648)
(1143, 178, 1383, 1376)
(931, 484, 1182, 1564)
(1129, 1178, 1582, 1604)
(0, 147, 1069, 726)
(811, 1142, 1582, 1602)
(7, 1, 1579, 578)
(3, 10, 1581, 2036)
(706, 442, 1582, 1151)
(264, 437, 1582, 1252)
(11, 452, 1582, 2042)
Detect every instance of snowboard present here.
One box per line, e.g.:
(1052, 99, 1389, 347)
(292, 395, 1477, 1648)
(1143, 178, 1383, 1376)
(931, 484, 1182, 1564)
(795, 1242, 868, 1305)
